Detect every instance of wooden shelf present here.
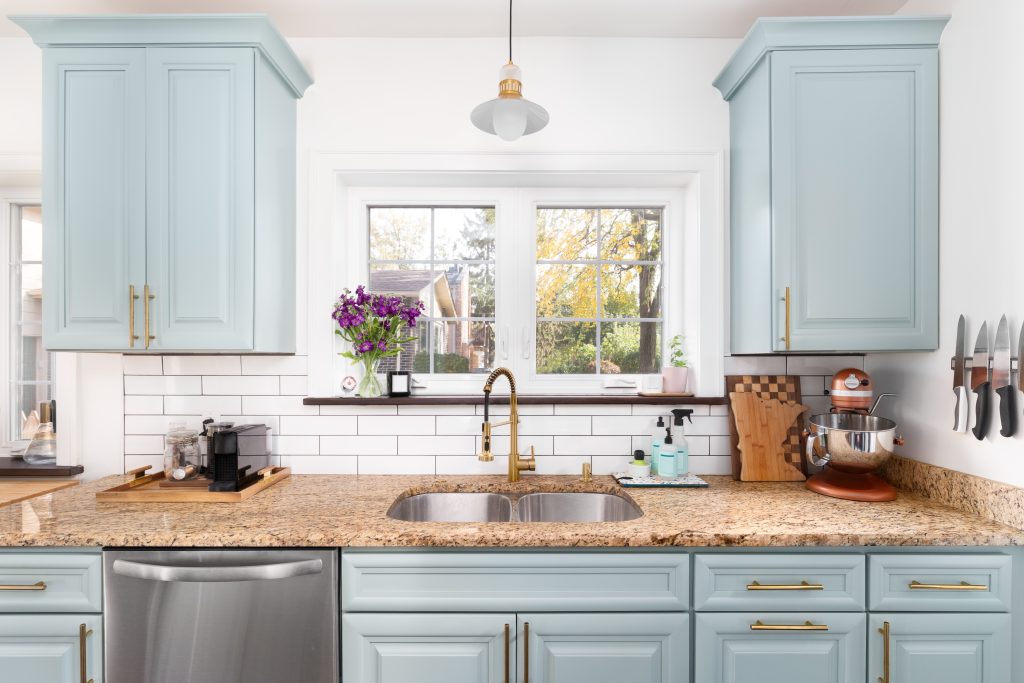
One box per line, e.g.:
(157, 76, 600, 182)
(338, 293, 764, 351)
(303, 395, 726, 406)
(0, 457, 84, 477)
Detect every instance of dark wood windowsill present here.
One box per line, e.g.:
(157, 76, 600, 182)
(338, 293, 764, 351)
(0, 457, 84, 477)
(303, 395, 726, 406)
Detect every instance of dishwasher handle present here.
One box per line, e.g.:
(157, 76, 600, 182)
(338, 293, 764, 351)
(112, 557, 324, 583)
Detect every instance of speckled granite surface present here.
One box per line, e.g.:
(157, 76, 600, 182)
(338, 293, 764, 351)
(0, 473, 1020, 548)
(882, 455, 1024, 531)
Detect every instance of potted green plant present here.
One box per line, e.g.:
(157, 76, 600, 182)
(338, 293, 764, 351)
(662, 335, 689, 393)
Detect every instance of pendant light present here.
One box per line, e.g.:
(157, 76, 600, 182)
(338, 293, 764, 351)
(471, 0, 549, 141)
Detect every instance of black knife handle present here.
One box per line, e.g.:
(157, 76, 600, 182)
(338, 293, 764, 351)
(973, 382, 991, 441)
(997, 385, 1017, 438)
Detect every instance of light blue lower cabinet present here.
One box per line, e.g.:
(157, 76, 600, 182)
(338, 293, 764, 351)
(868, 613, 1011, 683)
(694, 612, 865, 683)
(520, 613, 688, 683)
(343, 613, 514, 683)
(0, 614, 102, 683)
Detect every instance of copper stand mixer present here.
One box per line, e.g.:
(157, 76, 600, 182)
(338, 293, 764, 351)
(804, 369, 903, 502)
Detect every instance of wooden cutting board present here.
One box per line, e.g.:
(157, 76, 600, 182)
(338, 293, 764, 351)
(727, 375, 808, 481)
(0, 480, 78, 508)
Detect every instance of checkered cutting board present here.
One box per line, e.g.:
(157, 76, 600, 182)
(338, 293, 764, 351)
(726, 375, 806, 481)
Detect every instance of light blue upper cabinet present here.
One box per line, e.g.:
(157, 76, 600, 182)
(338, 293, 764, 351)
(715, 17, 948, 353)
(13, 15, 311, 353)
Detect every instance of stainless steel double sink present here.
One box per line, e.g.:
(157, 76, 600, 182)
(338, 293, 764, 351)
(387, 491, 643, 523)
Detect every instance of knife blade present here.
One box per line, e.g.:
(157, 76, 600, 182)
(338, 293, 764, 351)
(952, 315, 968, 433)
(971, 321, 991, 440)
(994, 315, 1016, 437)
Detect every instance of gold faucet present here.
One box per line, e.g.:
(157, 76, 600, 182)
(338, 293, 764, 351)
(478, 367, 535, 482)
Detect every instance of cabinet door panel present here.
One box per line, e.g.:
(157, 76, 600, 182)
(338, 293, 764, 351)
(146, 47, 254, 350)
(43, 47, 146, 350)
(0, 614, 102, 683)
(343, 613, 513, 683)
(695, 612, 865, 683)
(869, 614, 1010, 683)
(771, 49, 938, 351)
(520, 613, 688, 683)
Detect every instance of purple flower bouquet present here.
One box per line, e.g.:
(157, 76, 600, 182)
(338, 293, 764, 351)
(333, 285, 425, 397)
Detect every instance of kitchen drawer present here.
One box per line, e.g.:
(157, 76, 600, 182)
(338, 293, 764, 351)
(694, 554, 865, 611)
(341, 552, 688, 612)
(869, 554, 1012, 612)
(0, 552, 101, 613)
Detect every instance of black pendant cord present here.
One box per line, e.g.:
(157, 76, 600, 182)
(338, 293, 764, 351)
(508, 0, 513, 63)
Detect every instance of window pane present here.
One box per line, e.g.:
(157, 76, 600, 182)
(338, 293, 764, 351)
(436, 263, 495, 318)
(600, 264, 661, 319)
(368, 262, 434, 310)
(536, 322, 596, 374)
(536, 208, 598, 261)
(434, 207, 495, 261)
(601, 322, 662, 374)
(536, 264, 597, 318)
(19, 264, 43, 327)
(431, 320, 495, 374)
(599, 208, 662, 261)
(369, 207, 430, 260)
(20, 206, 42, 262)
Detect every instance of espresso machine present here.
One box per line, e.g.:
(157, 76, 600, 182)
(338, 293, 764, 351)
(203, 422, 273, 492)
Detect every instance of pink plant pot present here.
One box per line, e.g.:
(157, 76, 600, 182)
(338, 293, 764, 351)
(662, 366, 689, 393)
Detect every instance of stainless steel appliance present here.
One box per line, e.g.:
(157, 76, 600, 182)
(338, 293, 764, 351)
(104, 550, 337, 683)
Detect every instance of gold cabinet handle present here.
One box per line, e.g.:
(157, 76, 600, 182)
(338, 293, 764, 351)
(747, 580, 823, 591)
(128, 285, 140, 348)
(0, 580, 46, 591)
(750, 620, 828, 631)
(878, 621, 890, 683)
(79, 623, 94, 683)
(144, 284, 155, 349)
(523, 621, 529, 683)
(909, 580, 987, 591)
(780, 286, 792, 350)
(504, 624, 510, 683)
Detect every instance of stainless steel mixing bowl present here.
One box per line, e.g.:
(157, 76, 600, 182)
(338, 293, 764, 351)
(806, 413, 901, 474)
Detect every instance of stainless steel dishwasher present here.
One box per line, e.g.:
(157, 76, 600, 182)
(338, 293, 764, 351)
(104, 549, 337, 683)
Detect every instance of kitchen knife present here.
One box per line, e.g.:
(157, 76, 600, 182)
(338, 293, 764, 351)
(952, 315, 968, 433)
(994, 315, 1016, 437)
(971, 321, 991, 441)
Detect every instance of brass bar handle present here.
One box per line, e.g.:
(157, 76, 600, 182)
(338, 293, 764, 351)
(780, 286, 792, 350)
(128, 285, 140, 348)
(503, 624, 510, 683)
(909, 579, 987, 591)
(79, 623, 94, 683)
(750, 620, 829, 632)
(878, 621, 890, 683)
(144, 284, 155, 349)
(747, 580, 824, 591)
(523, 621, 529, 683)
(0, 580, 46, 591)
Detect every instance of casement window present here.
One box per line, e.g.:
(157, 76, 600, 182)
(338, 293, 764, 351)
(340, 186, 685, 394)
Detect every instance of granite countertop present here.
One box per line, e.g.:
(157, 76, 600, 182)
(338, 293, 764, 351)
(0, 474, 1021, 548)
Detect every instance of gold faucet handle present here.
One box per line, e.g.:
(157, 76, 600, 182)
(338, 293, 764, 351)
(582, 462, 592, 483)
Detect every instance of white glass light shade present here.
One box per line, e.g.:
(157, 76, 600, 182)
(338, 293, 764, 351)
(471, 64, 549, 141)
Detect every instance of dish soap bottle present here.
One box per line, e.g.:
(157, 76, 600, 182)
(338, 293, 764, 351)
(658, 428, 677, 479)
(650, 416, 666, 475)
(670, 409, 693, 476)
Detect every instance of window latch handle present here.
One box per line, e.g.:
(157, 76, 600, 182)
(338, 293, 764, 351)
(500, 327, 510, 361)
(521, 329, 532, 360)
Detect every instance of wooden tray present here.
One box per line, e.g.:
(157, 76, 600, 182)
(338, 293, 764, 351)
(96, 465, 290, 503)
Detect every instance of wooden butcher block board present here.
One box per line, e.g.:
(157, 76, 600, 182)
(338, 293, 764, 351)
(0, 479, 78, 508)
(727, 375, 808, 481)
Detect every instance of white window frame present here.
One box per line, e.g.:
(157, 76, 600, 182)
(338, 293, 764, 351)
(307, 153, 725, 398)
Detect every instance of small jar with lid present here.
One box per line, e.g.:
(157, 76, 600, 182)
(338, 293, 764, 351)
(163, 422, 201, 481)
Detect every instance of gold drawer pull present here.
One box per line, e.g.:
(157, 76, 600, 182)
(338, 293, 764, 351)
(877, 621, 890, 683)
(909, 580, 987, 591)
(747, 580, 823, 591)
(0, 580, 46, 591)
(79, 623, 94, 683)
(751, 620, 828, 632)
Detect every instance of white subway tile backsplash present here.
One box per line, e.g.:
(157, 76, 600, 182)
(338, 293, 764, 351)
(279, 416, 357, 436)
(125, 415, 204, 435)
(436, 416, 483, 436)
(164, 356, 241, 376)
(124, 395, 163, 415)
(242, 396, 318, 416)
(359, 415, 434, 435)
(591, 456, 630, 475)
(687, 416, 732, 436)
(163, 395, 242, 416)
(320, 435, 397, 456)
(724, 355, 787, 375)
(518, 416, 591, 436)
(203, 375, 279, 395)
(398, 435, 475, 456)
(534, 455, 591, 475)
(798, 376, 826, 396)
(222, 416, 281, 433)
(241, 355, 308, 375)
(319, 404, 397, 416)
(688, 455, 733, 475)
(709, 435, 733, 457)
(476, 435, 554, 457)
(786, 355, 864, 375)
(710, 404, 729, 416)
(359, 455, 434, 475)
(435, 455, 509, 475)
(273, 435, 320, 455)
(399, 404, 476, 415)
(591, 416, 655, 436)
(554, 404, 631, 415)
(124, 375, 201, 395)
(283, 455, 357, 474)
(124, 435, 164, 455)
(475, 404, 554, 416)
(553, 435, 631, 456)
(279, 375, 308, 395)
(122, 356, 163, 375)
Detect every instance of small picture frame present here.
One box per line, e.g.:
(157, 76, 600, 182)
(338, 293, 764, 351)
(387, 371, 411, 397)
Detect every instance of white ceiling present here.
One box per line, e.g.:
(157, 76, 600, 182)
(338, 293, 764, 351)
(0, 0, 910, 39)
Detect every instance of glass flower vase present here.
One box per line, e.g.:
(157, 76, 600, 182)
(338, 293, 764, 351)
(356, 358, 384, 398)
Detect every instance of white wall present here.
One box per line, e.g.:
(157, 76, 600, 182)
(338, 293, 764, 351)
(868, 0, 1024, 488)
